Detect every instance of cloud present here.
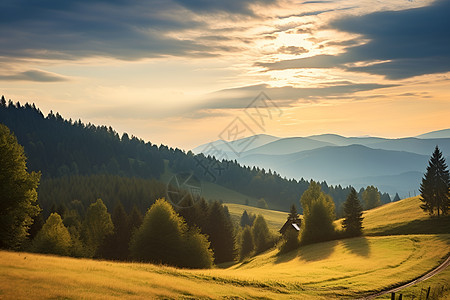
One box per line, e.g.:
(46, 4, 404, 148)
(0, 0, 271, 62)
(199, 82, 394, 110)
(278, 46, 309, 55)
(172, 0, 276, 15)
(257, 54, 344, 70)
(302, 0, 333, 3)
(258, 0, 450, 79)
(0, 70, 68, 82)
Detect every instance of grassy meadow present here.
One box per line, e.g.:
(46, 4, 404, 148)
(1, 234, 449, 299)
(335, 196, 450, 236)
(1, 197, 449, 299)
(225, 203, 288, 232)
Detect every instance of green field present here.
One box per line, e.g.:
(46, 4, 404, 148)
(1, 197, 449, 299)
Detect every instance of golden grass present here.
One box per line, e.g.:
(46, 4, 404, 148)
(204, 234, 450, 298)
(378, 266, 450, 300)
(0, 251, 300, 300)
(334, 196, 450, 235)
(225, 202, 288, 232)
(2, 234, 448, 299)
(2, 194, 448, 299)
(361, 196, 427, 232)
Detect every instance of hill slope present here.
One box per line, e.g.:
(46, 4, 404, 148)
(0, 100, 354, 212)
(2, 234, 448, 299)
(194, 132, 450, 198)
(2, 193, 449, 299)
(359, 196, 450, 236)
(225, 203, 288, 231)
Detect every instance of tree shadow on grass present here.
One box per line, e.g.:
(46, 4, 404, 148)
(275, 240, 338, 264)
(368, 215, 450, 236)
(274, 247, 300, 264)
(342, 236, 371, 257)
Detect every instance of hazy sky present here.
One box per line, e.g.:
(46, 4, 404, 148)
(1, 0, 449, 150)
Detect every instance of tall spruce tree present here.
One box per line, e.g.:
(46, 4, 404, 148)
(288, 204, 300, 223)
(100, 201, 131, 260)
(342, 188, 364, 236)
(419, 146, 450, 216)
(205, 201, 235, 263)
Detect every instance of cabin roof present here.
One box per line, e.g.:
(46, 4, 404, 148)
(279, 218, 301, 234)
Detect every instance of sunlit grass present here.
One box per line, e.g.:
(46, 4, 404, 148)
(0, 251, 296, 299)
(225, 202, 288, 231)
(376, 267, 450, 299)
(2, 234, 448, 299)
(362, 196, 428, 232)
(335, 196, 450, 235)
(201, 234, 449, 298)
(2, 195, 449, 299)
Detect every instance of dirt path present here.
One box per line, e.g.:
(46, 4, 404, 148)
(361, 254, 450, 299)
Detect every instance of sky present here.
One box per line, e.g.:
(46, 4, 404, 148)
(1, 0, 449, 150)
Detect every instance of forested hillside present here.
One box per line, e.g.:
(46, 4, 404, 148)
(1, 96, 379, 213)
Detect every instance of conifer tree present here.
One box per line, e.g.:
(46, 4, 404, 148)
(129, 205, 143, 232)
(205, 201, 235, 263)
(342, 188, 364, 236)
(393, 193, 401, 202)
(100, 201, 130, 260)
(420, 146, 450, 216)
(288, 204, 300, 223)
(82, 199, 114, 257)
(252, 215, 272, 254)
(0, 124, 41, 249)
(240, 210, 252, 227)
(362, 186, 381, 209)
(239, 226, 254, 260)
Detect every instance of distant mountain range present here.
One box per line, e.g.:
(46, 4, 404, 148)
(193, 130, 450, 198)
(415, 128, 450, 139)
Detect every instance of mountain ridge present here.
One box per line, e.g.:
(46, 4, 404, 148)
(416, 128, 450, 139)
(194, 132, 450, 198)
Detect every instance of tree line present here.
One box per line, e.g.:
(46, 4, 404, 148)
(275, 146, 449, 255)
(0, 97, 393, 214)
(0, 123, 232, 267)
(2, 119, 447, 267)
